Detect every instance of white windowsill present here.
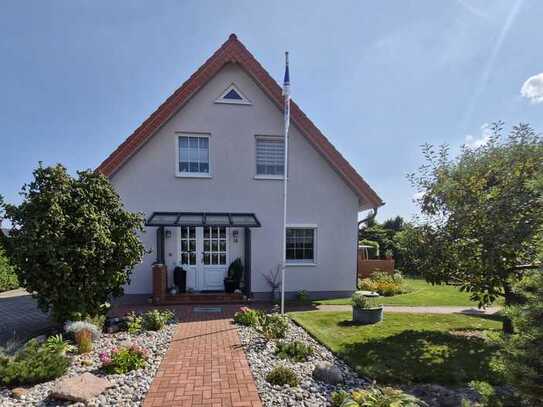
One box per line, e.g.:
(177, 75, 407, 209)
(254, 175, 284, 180)
(175, 173, 212, 179)
(286, 263, 317, 267)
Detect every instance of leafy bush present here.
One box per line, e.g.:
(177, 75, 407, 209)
(100, 344, 148, 374)
(125, 312, 143, 334)
(296, 290, 310, 303)
(0, 339, 70, 386)
(45, 334, 75, 355)
(1, 164, 145, 322)
(233, 307, 263, 327)
(259, 313, 289, 340)
(351, 291, 380, 309)
(0, 247, 18, 292)
(495, 271, 543, 404)
(275, 340, 313, 362)
(359, 271, 409, 296)
(86, 314, 107, 330)
(142, 309, 175, 331)
(265, 365, 299, 387)
(332, 386, 426, 407)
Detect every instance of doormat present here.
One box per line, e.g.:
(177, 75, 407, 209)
(192, 306, 223, 313)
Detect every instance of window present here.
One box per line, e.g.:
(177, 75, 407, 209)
(256, 137, 285, 177)
(180, 226, 196, 265)
(203, 226, 227, 265)
(215, 84, 251, 105)
(286, 227, 316, 264)
(178, 135, 209, 176)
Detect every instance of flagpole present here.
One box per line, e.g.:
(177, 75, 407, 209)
(281, 52, 290, 315)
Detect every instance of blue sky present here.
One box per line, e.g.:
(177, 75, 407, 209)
(1, 0, 542, 223)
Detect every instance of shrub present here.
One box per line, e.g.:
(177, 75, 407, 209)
(100, 344, 148, 374)
(65, 320, 101, 354)
(1, 164, 145, 322)
(259, 313, 289, 340)
(233, 307, 262, 327)
(142, 309, 175, 331)
(86, 314, 107, 330)
(495, 271, 543, 404)
(275, 340, 313, 362)
(0, 339, 70, 386)
(265, 365, 299, 387)
(332, 386, 426, 407)
(45, 334, 75, 355)
(351, 291, 379, 309)
(359, 271, 408, 296)
(125, 311, 143, 334)
(296, 290, 310, 303)
(0, 246, 18, 293)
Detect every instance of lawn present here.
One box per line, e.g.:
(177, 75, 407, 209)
(314, 278, 482, 307)
(290, 311, 503, 386)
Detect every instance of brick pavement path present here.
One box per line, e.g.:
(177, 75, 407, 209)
(114, 304, 261, 407)
(0, 289, 55, 345)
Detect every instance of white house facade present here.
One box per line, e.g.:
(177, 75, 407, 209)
(98, 34, 384, 301)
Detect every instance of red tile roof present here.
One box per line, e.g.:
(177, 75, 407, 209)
(97, 34, 384, 208)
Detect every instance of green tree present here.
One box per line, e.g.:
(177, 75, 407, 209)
(497, 269, 543, 405)
(408, 123, 543, 332)
(1, 164, 145, 321)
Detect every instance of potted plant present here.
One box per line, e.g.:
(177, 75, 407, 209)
(352, 291, 383, 324)
(224, 258, 243, 293)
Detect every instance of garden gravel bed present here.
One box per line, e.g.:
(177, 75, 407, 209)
(0, 324, 175, 406)
(237, 319, 368, 407)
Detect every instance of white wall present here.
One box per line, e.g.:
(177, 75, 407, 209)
(110, 63, 359, 297)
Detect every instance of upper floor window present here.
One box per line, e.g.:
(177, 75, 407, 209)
(256, 136, 284, 177)
(177, 135, 210, 177)
(215, 83, 251, 105)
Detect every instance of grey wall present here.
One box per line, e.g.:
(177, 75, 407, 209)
(110, 63, 359, 297)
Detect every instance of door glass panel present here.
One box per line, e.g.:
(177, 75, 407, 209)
(180, 226, 196, 265)
(202, 227, 227, 266)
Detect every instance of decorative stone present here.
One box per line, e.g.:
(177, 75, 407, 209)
(50, 373, 112, 402)
(311, 362, 344, 385)
(11, 387, 28, 399)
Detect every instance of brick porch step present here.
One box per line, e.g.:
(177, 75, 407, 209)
(162, 292, 247, 305)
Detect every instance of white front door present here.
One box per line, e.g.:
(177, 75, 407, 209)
(179, 226, 228, 291)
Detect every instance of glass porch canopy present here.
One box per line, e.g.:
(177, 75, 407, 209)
(145, 212, 261, 228)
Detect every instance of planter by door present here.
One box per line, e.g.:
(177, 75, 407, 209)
(352, 306, 384, 324)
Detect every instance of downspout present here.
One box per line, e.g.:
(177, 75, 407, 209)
(358, 207, 378, 230)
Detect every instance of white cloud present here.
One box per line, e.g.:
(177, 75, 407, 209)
(465, 123, 492, 148)
(521, 72, 543, 103)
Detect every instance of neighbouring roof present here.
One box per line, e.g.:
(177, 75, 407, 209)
(97, 34, 384, 209)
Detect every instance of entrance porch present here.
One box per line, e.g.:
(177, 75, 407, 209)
(147, 212, 261, 304)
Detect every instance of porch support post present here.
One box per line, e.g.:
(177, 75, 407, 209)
(156, 226, 165, 264)
(244, 227, 252, 296)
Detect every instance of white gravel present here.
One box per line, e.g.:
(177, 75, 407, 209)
(237, 319, 368, 407)
(0, 324, 175, 406)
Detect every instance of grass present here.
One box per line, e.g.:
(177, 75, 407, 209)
(314, 278, 484, 307)
(290, 311, 503, 386)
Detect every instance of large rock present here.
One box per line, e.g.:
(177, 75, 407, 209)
(50, 373, 112, 402)
(311, 361, 344, 385)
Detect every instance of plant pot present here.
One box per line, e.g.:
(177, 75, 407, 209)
(352, 306, 383, 325)
(224, 279, 237, 293)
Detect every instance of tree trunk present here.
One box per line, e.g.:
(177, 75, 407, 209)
(502, 282, 515, 334)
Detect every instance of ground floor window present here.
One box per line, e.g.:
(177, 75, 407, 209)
(286, 227, 316, 264)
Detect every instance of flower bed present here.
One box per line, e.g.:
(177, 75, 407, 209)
(236, 315, 368, 406)
(0, 320, 175, 406)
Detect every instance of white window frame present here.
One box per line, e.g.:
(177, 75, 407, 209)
(175, 133, 212, 178)
(254, 135, 285, 180)
(215, 83, 252, 105)
(285, 224, 318, 266)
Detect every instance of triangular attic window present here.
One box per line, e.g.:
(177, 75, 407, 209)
(215, 84, 251, 105)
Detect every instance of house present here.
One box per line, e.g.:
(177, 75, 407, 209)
(97, 34, 384, 302)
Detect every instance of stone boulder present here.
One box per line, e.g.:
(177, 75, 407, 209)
(312, 362, 344, 385)
(50, 373, 112, 403)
